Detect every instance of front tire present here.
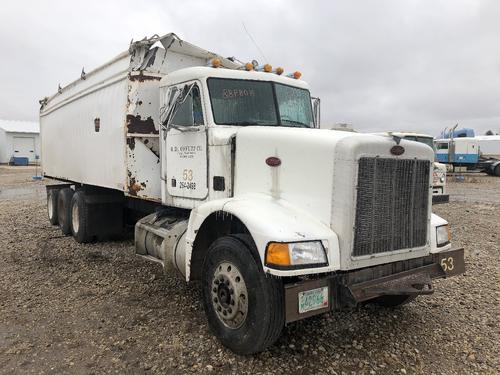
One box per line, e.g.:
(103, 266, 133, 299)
(201, 235, 284, 355)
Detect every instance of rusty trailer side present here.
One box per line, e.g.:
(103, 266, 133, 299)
(40, 34, 238, 203)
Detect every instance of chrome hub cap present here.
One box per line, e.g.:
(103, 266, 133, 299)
(211, 262, 248, 329)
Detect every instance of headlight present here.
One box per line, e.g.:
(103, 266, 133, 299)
(436, 225, 451, 247)
(265, 241, 328, 269)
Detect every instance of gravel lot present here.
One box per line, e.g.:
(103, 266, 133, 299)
(0, 166, 498, 374)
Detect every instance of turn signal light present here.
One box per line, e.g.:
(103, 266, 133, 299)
(263, 64, 272, 72)
(266, 243, 291, 266)
(276, 67, 284, 75)
(293, 71, 302, 79)
(245, 62, 254, 71)
(211, 58, 221, 68)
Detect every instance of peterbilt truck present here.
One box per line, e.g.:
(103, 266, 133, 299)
(40, 33, 464, 355)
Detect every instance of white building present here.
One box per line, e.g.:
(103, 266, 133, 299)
(0, 119, 40, 164)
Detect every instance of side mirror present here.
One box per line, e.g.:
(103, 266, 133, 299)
(312, 96, 321, 129)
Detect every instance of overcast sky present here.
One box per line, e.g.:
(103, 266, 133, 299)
(0, 0, 498, 136)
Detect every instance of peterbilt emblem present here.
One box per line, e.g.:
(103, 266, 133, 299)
(265, 157, 281, 167)
(390, 145, 405, 156)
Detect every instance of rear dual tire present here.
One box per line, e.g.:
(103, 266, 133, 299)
(70, 191, 92, 243)
(57, 188, 74, 235)
(47, 190, 59, 225)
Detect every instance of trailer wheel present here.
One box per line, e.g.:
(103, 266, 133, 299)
(70, 191, 92, 243)
(370, 295, 417, 307)
(201, 235, 284, 355)
(57, 188, 74, 235)
(47, 189, 59, 225)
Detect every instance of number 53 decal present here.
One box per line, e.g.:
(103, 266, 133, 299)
(440, 257, 454, 272)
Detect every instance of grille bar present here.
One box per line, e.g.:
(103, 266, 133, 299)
(353, 158, 430, 257)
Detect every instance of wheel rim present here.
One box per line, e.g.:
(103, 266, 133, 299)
(211, 262, 248, 329)
(71, 202, 79, 233)
(47, 194, 53, 219)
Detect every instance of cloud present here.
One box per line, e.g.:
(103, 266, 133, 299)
(0, 0, 498, 136)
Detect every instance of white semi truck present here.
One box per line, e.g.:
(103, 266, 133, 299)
(40, 33, 464, 355)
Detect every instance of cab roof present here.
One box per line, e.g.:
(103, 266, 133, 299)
(159, 66, 310, 90)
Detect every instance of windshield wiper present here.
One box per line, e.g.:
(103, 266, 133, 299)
(227, 121, 278, 126)
(282, 120, 310, 128)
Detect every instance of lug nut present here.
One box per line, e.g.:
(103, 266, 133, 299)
(217, 306, 221, 312)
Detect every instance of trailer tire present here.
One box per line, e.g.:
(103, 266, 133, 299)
(201, 235, 284, 355)
(47, 189, 59, 225)
(370, 295, 417, 307)
(70, 191, 92, 243)
(57, 188, 74, 235)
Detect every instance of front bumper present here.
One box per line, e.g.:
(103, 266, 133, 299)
(284, 248, 464, 323)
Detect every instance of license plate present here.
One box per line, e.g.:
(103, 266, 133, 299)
(298, 286, 329, 314)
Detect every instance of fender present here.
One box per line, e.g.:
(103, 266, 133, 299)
(184, 193, 341, 280)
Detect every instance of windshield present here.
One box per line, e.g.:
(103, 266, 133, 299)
(207, 78, 314, 127)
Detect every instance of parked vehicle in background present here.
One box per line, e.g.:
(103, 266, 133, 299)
(39, 33, 464, 354)
(435, 136, 500, 176)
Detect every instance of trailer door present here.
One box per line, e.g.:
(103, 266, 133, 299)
(165, 82, 208, 200)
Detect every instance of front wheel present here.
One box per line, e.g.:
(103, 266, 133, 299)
(201, 235, 284, 355)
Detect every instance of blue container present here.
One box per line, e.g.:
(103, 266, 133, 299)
(9, 157, 29, 166)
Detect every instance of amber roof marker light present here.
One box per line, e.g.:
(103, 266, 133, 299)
(286, 71, 302, 79)
(211, 58, 221, 68)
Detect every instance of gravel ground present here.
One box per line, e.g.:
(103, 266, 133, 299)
(0, 166, 498, 374)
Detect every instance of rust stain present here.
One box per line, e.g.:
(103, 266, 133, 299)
(126, 114, 158, 135)
(128, 176, 143, 196)
(127, 137, 136, 150)
(129, 74, 162, 82)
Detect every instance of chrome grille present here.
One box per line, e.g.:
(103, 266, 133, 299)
(353, 158, 430, 257)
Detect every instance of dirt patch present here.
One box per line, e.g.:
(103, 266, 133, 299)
(0, 167, 498, 374)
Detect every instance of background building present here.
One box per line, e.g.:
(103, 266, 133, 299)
(0, 119, 40, 164)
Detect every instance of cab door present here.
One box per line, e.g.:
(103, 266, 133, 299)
(164, 82, 208, 200)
